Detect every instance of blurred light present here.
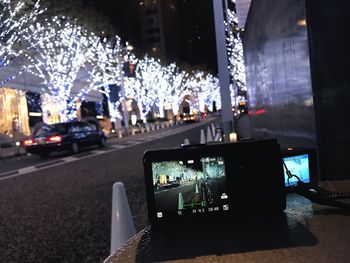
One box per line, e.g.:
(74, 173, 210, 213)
(297, 19, 307, 26)
(96, 115, 104, 119)
(47, 135, 62, 143)
(23, 139, 34, 146)
(229, 132, 238, 142)
(131, 114, 137, 125)
(256, 109, 265, 115)
(29, 112, 43, 117)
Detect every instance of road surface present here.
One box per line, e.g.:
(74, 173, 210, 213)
(0, 117, 218, 262)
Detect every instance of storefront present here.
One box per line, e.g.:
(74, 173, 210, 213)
(0, 87, 30, 138)
(40, 93, 64, 124)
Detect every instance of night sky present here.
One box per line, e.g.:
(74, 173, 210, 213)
(45, 0, 218, 73)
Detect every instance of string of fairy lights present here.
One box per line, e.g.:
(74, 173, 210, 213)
(1, 0, 247, 124)
(225, 7, 248, 107)
(0, 0, 43, 67)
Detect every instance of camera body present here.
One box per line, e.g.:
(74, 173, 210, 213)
(143, 139, 286, 225)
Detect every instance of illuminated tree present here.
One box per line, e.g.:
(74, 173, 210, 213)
(134, 55, 221, 120)
(74, 35, 124, 122)
(157, 63, 180, 119)
(135, 56, 166, 118)
(181, 71, 221, 113)
(0, 0, 43, 82)
(168, 68, 189, 116)
(225, 7, 247, 107)
(1, 0, 223, 127)
(192, 71, 221, 112)
(25, 16, 91, 122)
(203, 74, 221, 111)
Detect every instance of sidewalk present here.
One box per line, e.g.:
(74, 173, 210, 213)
(0, 144, 27, 159)
(0, 132, 27, 159)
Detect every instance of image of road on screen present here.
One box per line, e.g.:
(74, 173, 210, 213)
(152, 156, 228, 213)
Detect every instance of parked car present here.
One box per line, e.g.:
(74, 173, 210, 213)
(23, 121, 107, 158)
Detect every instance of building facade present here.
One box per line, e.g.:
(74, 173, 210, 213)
(243, 0, 350, 180)
(0, 87, 30, 138)
(137, 0, 217, 72)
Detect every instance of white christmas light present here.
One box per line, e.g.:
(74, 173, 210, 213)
(225, 8, 248, 107)
(0, 0, 43, 83)
(25, 16, 92, 122)
(1, 0, 222, 124)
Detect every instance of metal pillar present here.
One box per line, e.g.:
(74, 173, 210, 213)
(213, 0, 234, 140)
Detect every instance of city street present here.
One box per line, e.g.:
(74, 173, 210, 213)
(0, 117, 217, 262)
(1, 0, 349, 262)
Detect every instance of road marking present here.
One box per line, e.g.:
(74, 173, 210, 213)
(111, 144, 126, 149)
(90, 150, 107, 155)
(134, 138, 149, 142)
(18, 166, 37, 174)
(124, 141, 140, 145)
(62, 156, 78, 162)
(35, 159, 64, 169)
(0, 170, 19, 180)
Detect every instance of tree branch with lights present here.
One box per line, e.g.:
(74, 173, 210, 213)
(25, 16, 91, 122)
(225, 7, 248, 108)
(0, 0, 43, 85)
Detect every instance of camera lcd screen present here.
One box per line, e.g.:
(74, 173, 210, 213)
(283, 154, 310, 186)
(151, 156, 229, 219)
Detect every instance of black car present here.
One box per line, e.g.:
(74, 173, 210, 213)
(23, 121, 107, 158)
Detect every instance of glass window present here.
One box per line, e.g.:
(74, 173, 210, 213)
(0, 88, 30, 137)
(68, 123, 81, 133)
(79, 123, 93, 132)
(52, 124, 68, 133)
(36, 125, 53, 136)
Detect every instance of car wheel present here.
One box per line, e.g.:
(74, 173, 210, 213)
(70, 142, 79, 154)
(99, 137, 107, 148)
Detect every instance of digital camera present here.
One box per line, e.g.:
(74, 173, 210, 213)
(143, 139, 286, 225)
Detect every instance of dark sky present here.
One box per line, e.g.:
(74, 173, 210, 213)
(58, 0, 218, 73)
(81, 0, 141, 46)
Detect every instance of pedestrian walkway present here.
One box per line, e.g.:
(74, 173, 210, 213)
(0, 142, 26, 159)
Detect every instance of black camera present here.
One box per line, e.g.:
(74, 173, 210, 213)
(143, 139, 286, 225)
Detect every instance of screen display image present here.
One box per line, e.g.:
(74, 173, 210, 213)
(283, 154, 310, 186)
(151, 156, 229, 218)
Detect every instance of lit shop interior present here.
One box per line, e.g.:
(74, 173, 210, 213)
(0, 87, 30, 138)
(0, 86, 108, 139)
